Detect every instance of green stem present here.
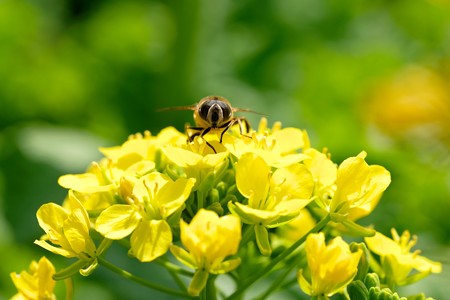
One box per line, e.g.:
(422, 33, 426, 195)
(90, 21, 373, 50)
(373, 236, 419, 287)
(240, 224, 255, 246)
(97, 238, 113, 256)
(197, 190, 204, 210)
(255, 252, 304, 300)
(97, 257, 193, 299)
(53, 259, 92, 280)
(155, 257, 194, 277)
(64, 277, 74, 300)
(168, 268, 188, 292)
(206, 274, 217, 300)
(200, 286, 207, 300)
(279, 277, 297, 290)
(228, 214, 331, 300)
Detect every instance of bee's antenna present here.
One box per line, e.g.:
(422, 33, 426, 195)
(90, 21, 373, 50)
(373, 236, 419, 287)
(233, 107, 267, 116)
(156, 105, 197, 112)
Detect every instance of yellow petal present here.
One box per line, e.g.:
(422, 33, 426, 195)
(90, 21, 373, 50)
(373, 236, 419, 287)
(36, 257, 56, 298)
(58, 173, 114, 193)
(271, 127, 305, 154)
(235, 153, 270, 205)
(34, 240, 75, 258)
(130, 219, 172, 262)
(272, 164, 314, 201)
(162, 145, 202, 167)
(347, 165, 391, 220)
(334, 153, 370, 203)
(365, 231, 401, 256)
(156, 178, 196, 218)
(200, 151, 229, 167)
(36, 203, 69, 241)
(95, 204, 142, 239)
(413, 255, 442, 273)
(64, 209, 93, 254)
(303, 148, 337, 187)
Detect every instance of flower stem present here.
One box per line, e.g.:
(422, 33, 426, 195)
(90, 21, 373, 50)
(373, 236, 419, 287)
(254, 251, 304, 300)
(206, 274, 218, 300)
(155, 257, 194, 277)
(197, 190, 204, 210)
(228, 214, 331, 300)
(97, 257, 194, 299)
(64, 277, 74, 300)
(240, 224, 255, 246)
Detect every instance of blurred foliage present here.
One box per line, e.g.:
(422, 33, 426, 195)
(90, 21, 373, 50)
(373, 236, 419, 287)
(1, 0, 449, 299)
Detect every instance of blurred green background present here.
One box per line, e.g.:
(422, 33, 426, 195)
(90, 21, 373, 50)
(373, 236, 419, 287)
(1, 0, 449, 299)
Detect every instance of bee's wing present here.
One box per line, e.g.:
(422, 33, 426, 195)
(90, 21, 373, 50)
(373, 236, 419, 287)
(156, 105, 197, 112)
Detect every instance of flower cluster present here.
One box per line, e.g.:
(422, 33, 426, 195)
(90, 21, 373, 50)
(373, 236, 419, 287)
(10, 118, 441, 299)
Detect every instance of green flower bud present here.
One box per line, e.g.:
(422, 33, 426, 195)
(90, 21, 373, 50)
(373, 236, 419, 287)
(207, 202, 224, 215)
(364, 273, 381, 289)
(215, 181, 228, 198)
(350, 242, 370, 281)
(347, 280, 369, 300)
(208, 188, 220, 204)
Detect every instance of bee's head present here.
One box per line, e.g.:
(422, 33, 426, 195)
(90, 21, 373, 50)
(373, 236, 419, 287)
(197, 96, 233, 128)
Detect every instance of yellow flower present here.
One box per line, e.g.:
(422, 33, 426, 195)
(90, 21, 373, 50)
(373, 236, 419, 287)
(162, 137, 229, 191)
(330, 151, 391, 221)
(224, 118, 308, 167)
(303, 148, 337, 205)
(58, 128, 184, 211)
(35, 191, 96, 261)
(365, 229, 442, 286)
(58, 154, 155, 211)
(10, 257, 56, 300)
(298, 233, 362, 297)
(95, 172, 195, 262)
(228, 152, 314, 255)
(170, 209, 241, 296)
(99, 127, 186, 163)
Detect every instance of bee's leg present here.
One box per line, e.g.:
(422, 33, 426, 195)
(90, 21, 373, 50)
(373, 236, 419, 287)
(218, 121, 233, 143)
(236, 118, 252, 139)
(204, 140, 217, 154)
(242, 118, 251, 133)
(187, 126, 217, 153)
(199, 127, 218, 153)
(186, 126, 205, 142)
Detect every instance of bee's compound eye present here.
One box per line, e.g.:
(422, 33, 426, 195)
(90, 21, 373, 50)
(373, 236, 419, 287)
(218, 101, 232, 120)
(199, 101, 213, 120)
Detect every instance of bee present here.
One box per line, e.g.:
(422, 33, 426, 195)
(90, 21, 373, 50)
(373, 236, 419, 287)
(160, 95, 257, 152)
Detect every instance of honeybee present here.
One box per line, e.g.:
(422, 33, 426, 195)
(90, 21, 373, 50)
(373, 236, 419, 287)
(160, 96, 257, 152)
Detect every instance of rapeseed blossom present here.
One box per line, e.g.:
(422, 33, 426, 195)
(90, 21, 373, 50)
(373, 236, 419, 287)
(35, 191, 96, 263)
(298, 232, 362, 298)
(10, 257, 56, 300)
(95, 172, 195, 261)
(330, 151, 391, 221)
(229, 152, 314, 255)
(170, 209, 241, 296)
(16, 116, 441, 300)
(365, 229, 442, 287)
